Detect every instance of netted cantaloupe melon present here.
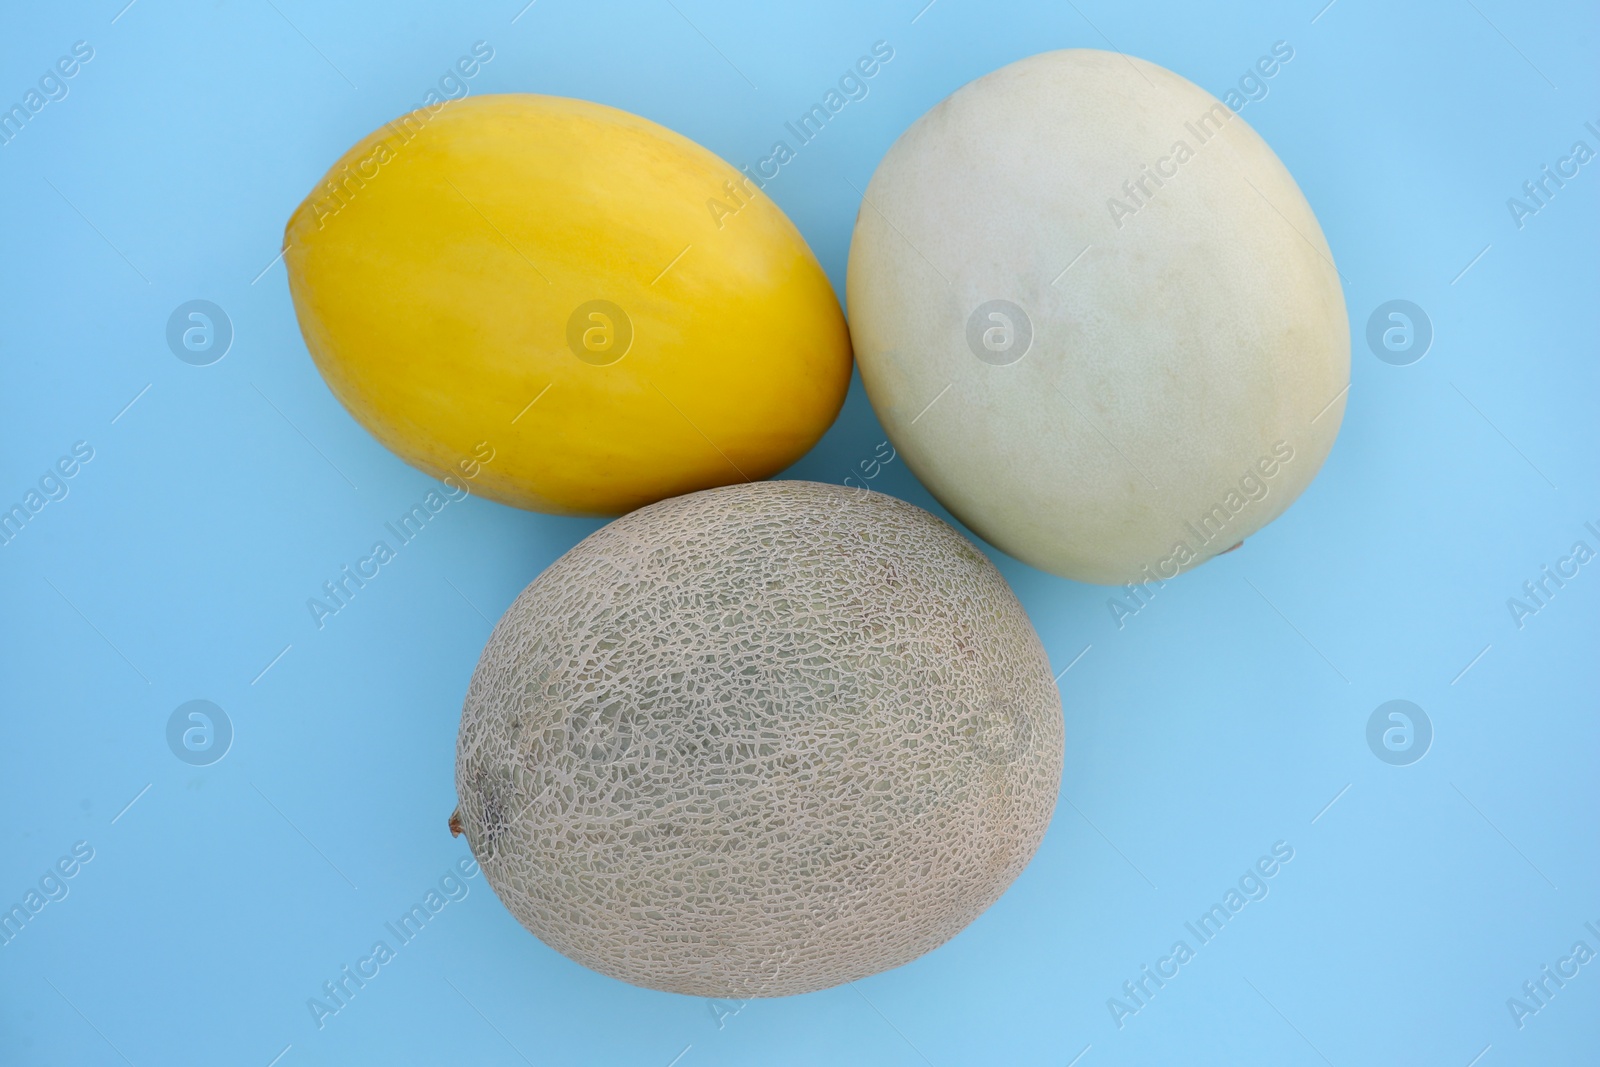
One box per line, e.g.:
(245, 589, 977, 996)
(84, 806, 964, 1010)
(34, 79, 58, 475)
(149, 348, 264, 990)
(452, 480, 1064, 997)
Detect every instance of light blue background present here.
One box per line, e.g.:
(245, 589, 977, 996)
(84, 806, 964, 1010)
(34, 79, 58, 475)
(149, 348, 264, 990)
(2, 1, 1596, 1064)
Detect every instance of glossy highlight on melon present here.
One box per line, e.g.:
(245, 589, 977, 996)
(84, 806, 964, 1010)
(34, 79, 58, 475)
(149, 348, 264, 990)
(285, 94, 852, 516)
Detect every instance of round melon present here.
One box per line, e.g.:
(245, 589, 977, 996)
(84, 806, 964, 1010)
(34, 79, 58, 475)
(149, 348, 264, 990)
(284, 94, 851, 516)
(846, 49, 1349, 585)
(452, 480, 1064, 997)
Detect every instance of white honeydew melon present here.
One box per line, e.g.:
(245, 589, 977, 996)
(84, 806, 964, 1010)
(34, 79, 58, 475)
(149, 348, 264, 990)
(847, 49, 1349, 585)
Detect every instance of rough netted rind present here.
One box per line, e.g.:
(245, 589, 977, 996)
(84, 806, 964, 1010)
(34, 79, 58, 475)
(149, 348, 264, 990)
(454, 480, 1064, 997)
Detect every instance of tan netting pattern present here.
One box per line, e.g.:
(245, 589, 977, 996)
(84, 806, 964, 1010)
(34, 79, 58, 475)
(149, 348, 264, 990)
(454, 480, 1064, 997)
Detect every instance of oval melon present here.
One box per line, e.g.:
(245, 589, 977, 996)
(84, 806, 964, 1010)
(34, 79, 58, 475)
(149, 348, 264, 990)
(452, 480, 1064, 997)
(846, 50, 1348, 584)
(285, 94, 852, 516)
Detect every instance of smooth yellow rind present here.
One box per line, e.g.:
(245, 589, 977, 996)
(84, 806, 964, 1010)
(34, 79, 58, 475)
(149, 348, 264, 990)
(285, 94, 852, 515)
